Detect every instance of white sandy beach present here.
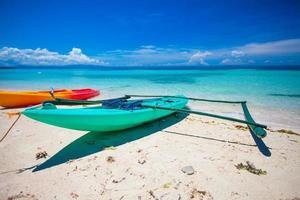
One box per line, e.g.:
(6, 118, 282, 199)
(1, 0, 300, 199)
(0, 100, 300, 200)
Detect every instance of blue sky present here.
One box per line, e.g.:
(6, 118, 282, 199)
(0, 0, 300, 66)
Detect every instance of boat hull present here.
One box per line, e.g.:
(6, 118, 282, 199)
(22, 97, 188, 132)
(0, 88, 99, 108)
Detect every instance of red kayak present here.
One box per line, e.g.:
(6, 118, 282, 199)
(66, 89, 100, 100)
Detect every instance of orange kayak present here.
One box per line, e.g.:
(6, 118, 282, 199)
(0, 88, 100, 108)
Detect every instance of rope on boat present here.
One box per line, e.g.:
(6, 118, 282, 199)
(125, 94, 246, 104)
(0, 112, 21, 143)
(141, 105, 267, 129)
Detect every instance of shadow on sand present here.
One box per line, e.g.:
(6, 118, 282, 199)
(33, 113, 188, 172)
(163, 129, 272, 157)
(32, 112, 271, 172)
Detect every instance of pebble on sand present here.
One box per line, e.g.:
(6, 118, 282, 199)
(181, 166, 195, 175)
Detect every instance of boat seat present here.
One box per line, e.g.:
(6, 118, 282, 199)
(101, 99, 127, 109)
(120, 100, 143, 110)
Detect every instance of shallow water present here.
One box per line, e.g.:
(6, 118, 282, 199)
(1, 67, 300, 130)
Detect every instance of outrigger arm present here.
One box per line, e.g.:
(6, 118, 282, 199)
(126, 94, 267, 138)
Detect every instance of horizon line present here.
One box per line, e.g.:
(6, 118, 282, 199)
(1, 65, 300, 70)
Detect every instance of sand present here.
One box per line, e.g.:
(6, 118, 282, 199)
(0, 102, 300, 200)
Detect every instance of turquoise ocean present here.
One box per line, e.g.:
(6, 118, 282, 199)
(1, 67, 299, 129)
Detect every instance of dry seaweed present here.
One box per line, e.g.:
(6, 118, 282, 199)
(8, 191, 37, 200)
(138, 159, 146, 164)
(35, 151, 48, 160)
(70, 192, 79, 199)
(148, 190, 158, 200)
(235, 161, 267, 175)
(112, 177, 126, 183)
(190, 188, 212, 199)
(106, 156, 115, 163)
(234, 125, 249, 131)
(277, 129, 300, 136)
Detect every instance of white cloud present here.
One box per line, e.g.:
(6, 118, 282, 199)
(220, 58, 243, 65)
(98, 46, 196, 66)
(220, 58, 232, 64)
(0, 47, 105, 65)
(231, 50, 245, 57)
(140, 45, 156, 49)
(216, 38, 300, 65)
(1, 38, 299, 66)
(236, 39, 300, 56)
(189, 51, 212, 65)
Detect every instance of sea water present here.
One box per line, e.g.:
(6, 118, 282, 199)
(1, 67, 299, 129)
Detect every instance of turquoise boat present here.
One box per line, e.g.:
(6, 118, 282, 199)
(22, 96, 188, 132)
